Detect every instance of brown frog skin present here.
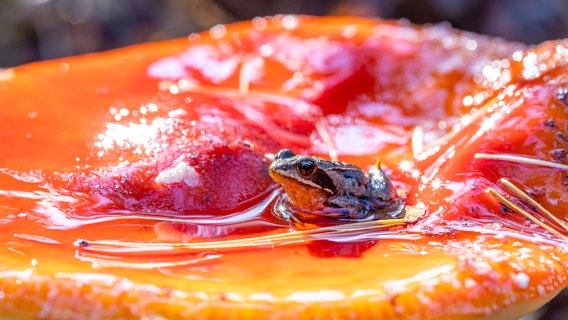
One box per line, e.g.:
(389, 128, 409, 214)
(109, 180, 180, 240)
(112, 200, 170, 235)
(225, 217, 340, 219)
(269, 149, 402, 220)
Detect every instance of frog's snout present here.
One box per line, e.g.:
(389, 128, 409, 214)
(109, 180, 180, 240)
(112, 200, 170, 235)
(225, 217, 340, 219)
(268, 163, 286, 184)
(269, 162, 290, 177)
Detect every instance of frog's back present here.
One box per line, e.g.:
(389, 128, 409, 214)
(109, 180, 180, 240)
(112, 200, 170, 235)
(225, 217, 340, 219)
(368, 166, 400, 216)
(317, 161, 368, 196)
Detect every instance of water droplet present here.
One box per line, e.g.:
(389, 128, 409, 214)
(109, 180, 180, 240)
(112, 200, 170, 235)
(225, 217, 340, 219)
(522, 52, 540, 80)
(512, 50, 523, 62)
(465, 39, 477, 51)
(147, 103, 159, 112)
(556, 87, 568, 108)
(169, 84, 180, 94)
(187, 33, 201, 44)
(59, 62, 70, 72)
(209, 24, 227, 39)
(292, 72, 304, 84)
(342, 25, 357, 38)
(282, 15, 298, 30)
(119, 108, 129, 117)
(259, 43, 274, 57)
(252, 17, 267, 31)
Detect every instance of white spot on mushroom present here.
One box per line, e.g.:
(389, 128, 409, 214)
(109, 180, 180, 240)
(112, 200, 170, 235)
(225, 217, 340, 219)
(513, 272, 530, 289)
(287, 290, 345, 302)
(464, 278, 477, 289)
(155, 157, 201, 187)
(248, 292, 276, 302)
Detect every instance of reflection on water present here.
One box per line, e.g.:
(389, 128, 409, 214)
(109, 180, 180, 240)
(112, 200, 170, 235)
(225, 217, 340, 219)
(1, 167, 425, 270)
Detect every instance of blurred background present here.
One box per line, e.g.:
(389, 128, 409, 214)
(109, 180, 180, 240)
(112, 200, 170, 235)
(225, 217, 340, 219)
(0, 0, 567, 319)
(1, 0, 568, 67)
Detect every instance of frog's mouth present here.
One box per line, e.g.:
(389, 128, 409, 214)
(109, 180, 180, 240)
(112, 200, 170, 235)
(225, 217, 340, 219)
(267, 169, 291, 187)
(269, 172, 331, 209)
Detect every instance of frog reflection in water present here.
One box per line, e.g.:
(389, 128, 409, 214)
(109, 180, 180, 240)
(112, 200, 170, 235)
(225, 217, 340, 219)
(269, 149, 403, 221)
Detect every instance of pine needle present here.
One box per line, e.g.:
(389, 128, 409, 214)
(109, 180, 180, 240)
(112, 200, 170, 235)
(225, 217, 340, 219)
(412, 125, 424, 155)
(76, 207, 424, 255)
(475, 153, 568, 170)
(314, 120, 338, 162)
(485, 187, 568, 241)
(76, 252, 222, 269)
(499, 178, 568, 232)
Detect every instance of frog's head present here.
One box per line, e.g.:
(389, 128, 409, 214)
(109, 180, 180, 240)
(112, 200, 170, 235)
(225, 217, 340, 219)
(269, 149, 336, 211)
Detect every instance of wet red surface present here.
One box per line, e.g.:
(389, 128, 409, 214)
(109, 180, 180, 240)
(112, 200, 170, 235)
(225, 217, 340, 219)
(0, 16, 567, 319)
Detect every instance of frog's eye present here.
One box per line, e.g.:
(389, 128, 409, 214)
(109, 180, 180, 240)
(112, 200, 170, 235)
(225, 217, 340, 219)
(296, 159, 316, 177)
(275, 149, 296, 160)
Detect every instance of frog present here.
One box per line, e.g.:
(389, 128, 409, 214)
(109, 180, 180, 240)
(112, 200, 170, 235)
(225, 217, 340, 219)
(268, 149, 403, 221)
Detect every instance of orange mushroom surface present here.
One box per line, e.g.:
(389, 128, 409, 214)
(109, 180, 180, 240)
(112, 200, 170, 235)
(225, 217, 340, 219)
(0, 16, 567, 319)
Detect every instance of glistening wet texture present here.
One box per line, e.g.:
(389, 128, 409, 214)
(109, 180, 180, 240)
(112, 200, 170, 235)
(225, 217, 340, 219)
(0, 16, 567, 319)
